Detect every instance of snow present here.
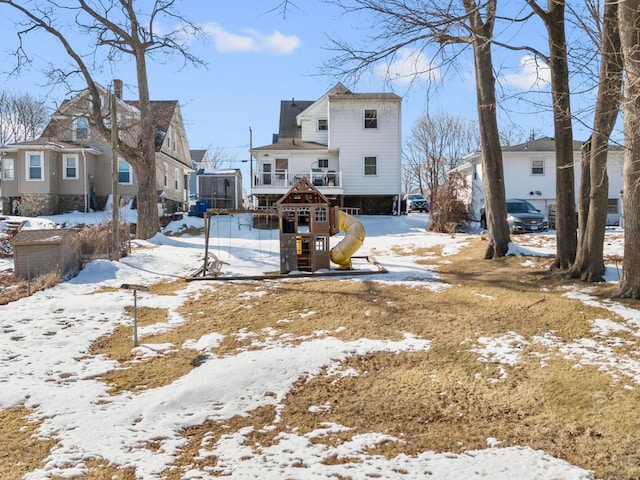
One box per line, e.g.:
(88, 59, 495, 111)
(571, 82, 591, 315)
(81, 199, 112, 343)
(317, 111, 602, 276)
(1, 210, 627, 479)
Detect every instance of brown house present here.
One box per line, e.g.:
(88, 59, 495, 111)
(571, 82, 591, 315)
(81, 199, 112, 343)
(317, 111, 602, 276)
(0, 81, 193, 217)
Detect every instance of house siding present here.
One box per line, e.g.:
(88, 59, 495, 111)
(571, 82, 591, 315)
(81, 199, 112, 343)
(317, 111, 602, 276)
(329, 100, 401, 195)
(462, 142, 624, 225)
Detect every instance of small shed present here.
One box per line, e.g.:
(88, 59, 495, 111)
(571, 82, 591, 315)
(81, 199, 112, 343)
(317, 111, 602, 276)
(11, 228, 81, 279)
(197, 168, 243, 210)
(276, 178, 339, 273)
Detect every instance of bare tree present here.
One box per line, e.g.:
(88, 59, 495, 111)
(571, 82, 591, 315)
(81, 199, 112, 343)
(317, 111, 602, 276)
(526, 0, 577, 269)
(326, 0, 511, 258)
(568, 0, 622, 282)
(0, 0, 201, 239)
(616, 0, 640, 299)
(0, 91, 48, 145)
(403, 112, 479, 202)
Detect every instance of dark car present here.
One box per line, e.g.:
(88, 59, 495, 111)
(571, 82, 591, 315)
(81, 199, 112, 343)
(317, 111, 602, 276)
(480, 199, 548, 233)
(404, 193, 429, 212)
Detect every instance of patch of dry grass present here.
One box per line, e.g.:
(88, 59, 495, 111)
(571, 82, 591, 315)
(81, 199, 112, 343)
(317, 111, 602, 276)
(13, 237, 639, 479)
(0, 407, 57, 480)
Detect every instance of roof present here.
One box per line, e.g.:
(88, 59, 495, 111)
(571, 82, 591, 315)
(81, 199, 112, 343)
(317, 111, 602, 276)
(0, 140, 102, 155)
(502, 136, 584, 152)
(279, 100, 314, 139)
(275, 177, 329, 206)
(11, 228, 77, 246)
(127, 100, 178, 151)
(190, 149, 208, 162)
(251, 139, 328, 152)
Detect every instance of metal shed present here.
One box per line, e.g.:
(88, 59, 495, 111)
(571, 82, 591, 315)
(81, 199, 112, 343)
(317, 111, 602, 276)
(11, 228, 81, 280)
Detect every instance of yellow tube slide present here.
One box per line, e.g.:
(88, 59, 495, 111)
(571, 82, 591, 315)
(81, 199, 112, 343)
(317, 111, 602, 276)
(330, 210, 365, 269)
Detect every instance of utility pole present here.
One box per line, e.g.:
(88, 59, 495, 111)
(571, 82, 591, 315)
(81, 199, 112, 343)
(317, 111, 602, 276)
(111, 84, 120, 261)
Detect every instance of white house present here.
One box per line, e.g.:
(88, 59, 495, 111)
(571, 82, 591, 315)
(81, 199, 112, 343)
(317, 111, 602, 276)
(453, 136, 624, 226)
(250, 83, 403, 214)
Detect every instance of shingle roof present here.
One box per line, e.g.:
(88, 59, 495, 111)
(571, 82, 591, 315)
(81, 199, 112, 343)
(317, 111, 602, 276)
(502, 136, 583, 151)
(190, 149, 208, 162)
(278, 100, 314, 139)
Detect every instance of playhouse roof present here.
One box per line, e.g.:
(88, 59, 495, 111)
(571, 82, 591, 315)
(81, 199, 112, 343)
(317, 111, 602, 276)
(275, 177, 330, 206)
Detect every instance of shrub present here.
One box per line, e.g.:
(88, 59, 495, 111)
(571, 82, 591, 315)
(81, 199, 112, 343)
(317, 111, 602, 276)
(78, 221, 131, 262)
(428, 173, 471, 234)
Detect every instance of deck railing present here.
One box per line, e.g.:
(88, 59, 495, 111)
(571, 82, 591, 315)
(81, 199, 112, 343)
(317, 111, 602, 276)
(253, 170, 341, 188)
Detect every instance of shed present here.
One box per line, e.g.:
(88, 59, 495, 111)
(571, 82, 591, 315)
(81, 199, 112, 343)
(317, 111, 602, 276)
(11, 228, 81, 280)
(197, 168, 243, 210)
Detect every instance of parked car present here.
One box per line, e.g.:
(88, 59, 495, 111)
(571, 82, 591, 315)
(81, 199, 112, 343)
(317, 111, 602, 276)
(480, 199, 548, 233)
(404, 193, 429, 212)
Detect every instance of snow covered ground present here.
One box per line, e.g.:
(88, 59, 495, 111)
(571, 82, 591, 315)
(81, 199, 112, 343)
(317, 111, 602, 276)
(0, 210, 629, 479)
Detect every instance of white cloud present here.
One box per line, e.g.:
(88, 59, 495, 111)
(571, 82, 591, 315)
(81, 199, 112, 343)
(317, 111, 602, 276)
(377, 49, 441, 84)
(202, 23, 300, 55)
(503, 55, 551, 90)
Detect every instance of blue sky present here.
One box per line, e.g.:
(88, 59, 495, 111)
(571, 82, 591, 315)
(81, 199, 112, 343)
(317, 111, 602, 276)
(0, 1, 600, 183)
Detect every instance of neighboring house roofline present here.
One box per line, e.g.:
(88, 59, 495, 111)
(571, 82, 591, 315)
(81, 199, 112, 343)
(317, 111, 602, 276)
(0, 140, 102, 155)
(158, 150, 194, 172)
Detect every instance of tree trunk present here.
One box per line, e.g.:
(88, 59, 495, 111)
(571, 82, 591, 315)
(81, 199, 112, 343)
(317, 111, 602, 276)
(568, 0, 622, 282)
(616, 0, 640, 298)
(133, 47, 160, 239)
(464, 0, 510, 259)
(545, 1, 577, 269)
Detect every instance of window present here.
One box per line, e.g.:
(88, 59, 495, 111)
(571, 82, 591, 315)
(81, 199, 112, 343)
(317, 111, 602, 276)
(26, 152, 43, 181)
(163, 163, 168, 187)
(174, 167, 179, 190)
(317, 119, 328, 131)
(318, 158, 329, 168)
(364, 109, 378, 129)
(608, 198, 619, 214)
(118, 158, 132, 184)
(315, 207, 328, 222)
(315, 236, 329, 251)
(531, 159, 545, 175)
(63, 155, 78, 179)
(1, 158, 14, 180)
(74, 116, 89, 140)
(364, 156, 377, 176)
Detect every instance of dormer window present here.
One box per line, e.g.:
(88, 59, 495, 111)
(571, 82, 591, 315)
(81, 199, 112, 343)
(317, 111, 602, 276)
(317, 119, 328, 131)
(74, 116, 89, 140)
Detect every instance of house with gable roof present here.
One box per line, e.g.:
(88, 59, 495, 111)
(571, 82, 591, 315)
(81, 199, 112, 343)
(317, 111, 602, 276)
(452, 136, 624, 226)
(0, 80, 193, 217)
(250, 83, 403, 215)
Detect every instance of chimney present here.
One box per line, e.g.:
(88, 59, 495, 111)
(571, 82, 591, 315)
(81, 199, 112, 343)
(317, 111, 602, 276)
(114, 79, 123, 99)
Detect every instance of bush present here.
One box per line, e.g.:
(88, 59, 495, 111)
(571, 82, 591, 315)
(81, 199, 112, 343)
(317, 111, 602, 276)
(78, 221, 130, 262)
(428, 173, 471, 234)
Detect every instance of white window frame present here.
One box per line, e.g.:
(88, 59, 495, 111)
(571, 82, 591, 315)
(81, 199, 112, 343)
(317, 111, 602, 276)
(364, 109, 378, 129)
(163, 162, 169, 187)
(317, 119, 328, 131)
(318, 158, 329, 168)
(364, 156, 377, 176)
(531, 159, 545, 176)
(26, 151, 44, 181)
(118, 157, 133, 184)
(174, 167, 179, 190)
(63, 154, 79, 179)
(1, 158, 15, 180)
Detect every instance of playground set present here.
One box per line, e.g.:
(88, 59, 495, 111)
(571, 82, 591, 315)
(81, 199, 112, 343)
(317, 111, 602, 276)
(189, 178, 386, 280)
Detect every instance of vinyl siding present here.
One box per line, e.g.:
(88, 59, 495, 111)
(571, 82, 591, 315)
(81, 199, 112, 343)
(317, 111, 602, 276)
(328, 99, 401, 195)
